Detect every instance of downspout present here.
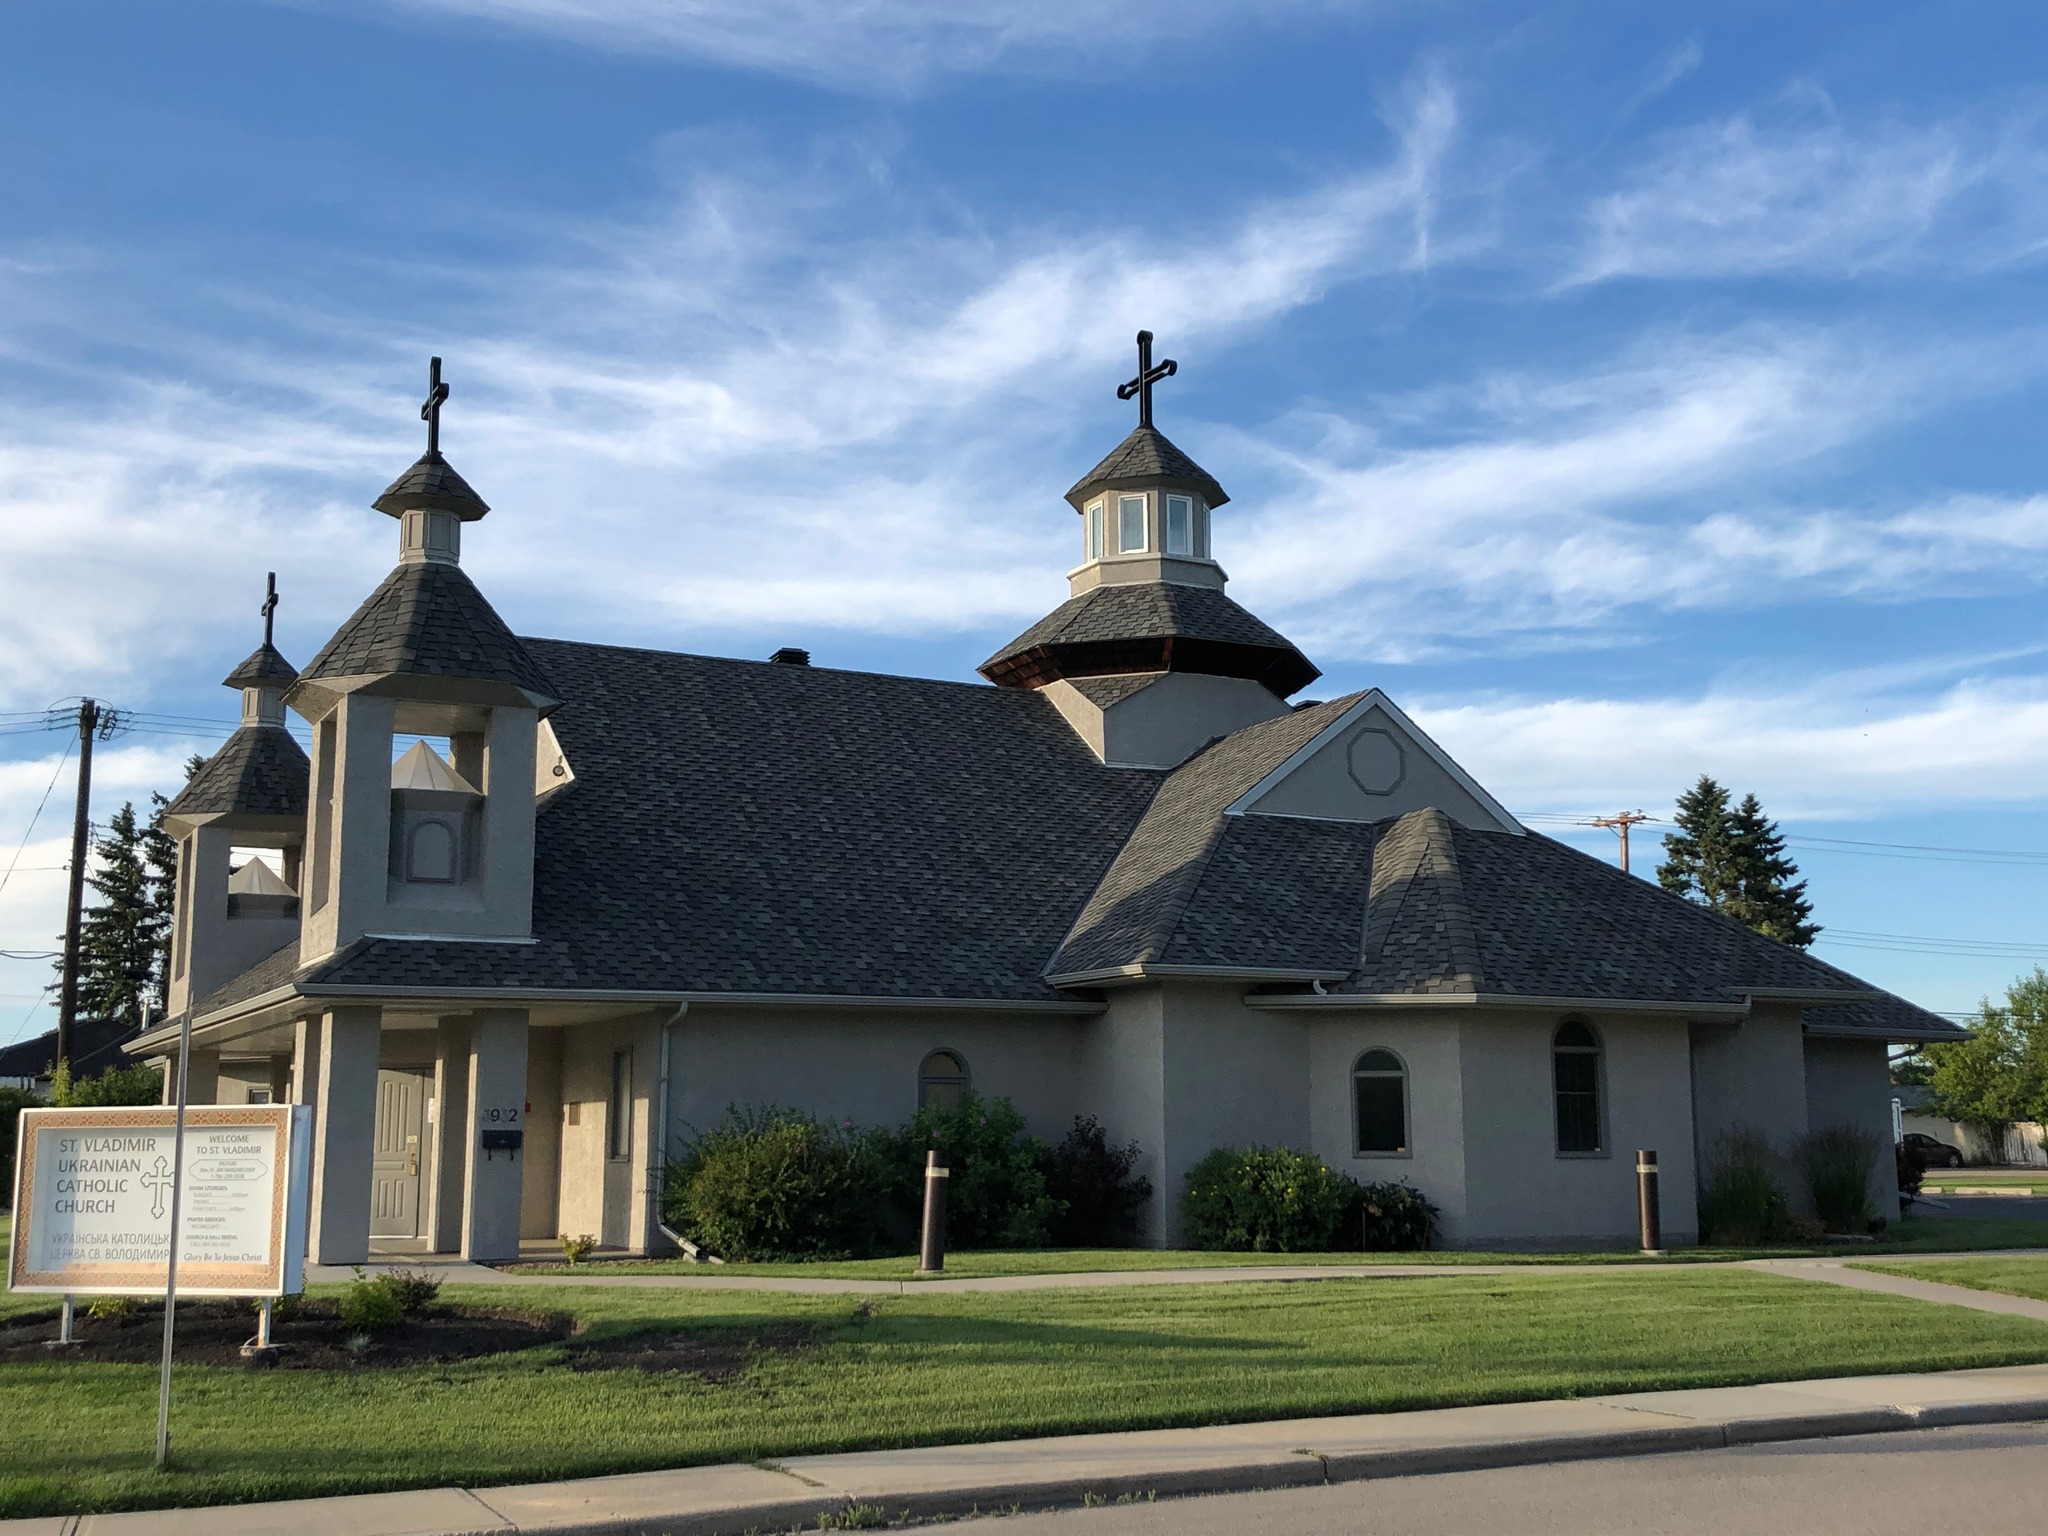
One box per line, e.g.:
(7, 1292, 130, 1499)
(650, 1002, 686, 1253)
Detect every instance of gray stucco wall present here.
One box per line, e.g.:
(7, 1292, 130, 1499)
(1803, 1034, 1901, 1224)
(1305, 1011, 1468, 1237)
(1457, 1013, 1697, 1248)
(1690, 1005, 1811, 1215)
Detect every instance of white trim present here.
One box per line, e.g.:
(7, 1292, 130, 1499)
(1220, 690, 1523, 834)
(359, 931, 540, 945)
(1246, 991, 1748, 1018)
(1044, 963, 1354, 989)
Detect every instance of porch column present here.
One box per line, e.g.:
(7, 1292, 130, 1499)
(462, 1007, 529, 1262)
(307, 1005, 381, 1265)
(431, 1016, 473, 1254)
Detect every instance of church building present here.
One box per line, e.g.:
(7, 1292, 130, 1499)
(137, 339, 1964, 1259)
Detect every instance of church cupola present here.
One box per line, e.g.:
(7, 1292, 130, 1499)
(289, 358, 561, 963)
(980, 331, 1317, 768)
(162, 574, 311, 1018)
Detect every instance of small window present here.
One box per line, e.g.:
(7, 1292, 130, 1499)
(247, 1088, 272, 1105)
(1086, 502, 1104, 561)
(1164, 495, 1193, 556)
(406, 819, 458, 883)
(1118, 495, 1147, 553)
(1353, 1049, 1409, 1155)
(1553, 1020, 1603, 1154)
(1193, 502, 1211, 559)
(608, 1050, 633, 1161)
(919, 1049, 970, 1111)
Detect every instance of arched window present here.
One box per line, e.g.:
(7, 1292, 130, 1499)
(406, 819, 458, 883)
(1352, 1048, 1409, 1155)
(918, 1050, 970, 1111)
(1552, 1019, 1604, 1154)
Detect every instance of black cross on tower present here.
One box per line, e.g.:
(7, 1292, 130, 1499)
(1116, 329, 1178, 430)
(421, 355, 450, 457)
(261, 571, 279, 648)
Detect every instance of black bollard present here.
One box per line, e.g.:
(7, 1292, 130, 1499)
(918, 1149, 949, 1273)
(1636, 1149, 1663, 1255)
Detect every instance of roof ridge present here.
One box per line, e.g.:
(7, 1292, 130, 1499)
(1358, 808, 1486, 990)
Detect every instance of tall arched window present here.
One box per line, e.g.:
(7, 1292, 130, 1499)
(1352, 1048, 1409, 1155)
(1552, 1019, 1604, 1154)
(918, 1050, 970, 1111)
(406, 819, 459, 883)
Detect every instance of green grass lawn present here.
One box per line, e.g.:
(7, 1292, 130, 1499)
(4, 1268, 2048, 1518)
(1855, 1256, 2048, 1304)
(505, 1213, 2048, 1280)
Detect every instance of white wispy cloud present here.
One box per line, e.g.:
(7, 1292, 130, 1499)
(1227, 324, 2048, 659)
(1572, 92, 2048, 283)
(1417, 671, 2048, 822)
(345, 0, 1339, 89)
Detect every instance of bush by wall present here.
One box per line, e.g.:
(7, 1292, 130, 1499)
(50, 1060, 163, 1107)
(1356, 1180, 1438, 1251)
(1181, 1145, 1360, 1252)
(1046, 1115, 1153, 1247)
(662, 1106, 895, 1261)
(1800, 1123, 1883, 1234)
(1697, 1126, 1791, 1246)
(894, 1093, 1064, 1250)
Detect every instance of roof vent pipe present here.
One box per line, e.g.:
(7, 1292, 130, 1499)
(769, 648, 811, 666)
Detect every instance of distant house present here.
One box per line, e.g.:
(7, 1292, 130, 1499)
(0, 1018, 140, 1097)
(1897, 1084, 2048, 1168)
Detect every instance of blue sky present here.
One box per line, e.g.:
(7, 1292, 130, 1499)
(3, 0, 2047, 1042)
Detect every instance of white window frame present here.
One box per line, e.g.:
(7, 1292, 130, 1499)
(1193, 501, 1211, 559)
(1118, 494, 1148, 554)
(1086, 501, 1104, 561)
(1164, 495, 1193, 556)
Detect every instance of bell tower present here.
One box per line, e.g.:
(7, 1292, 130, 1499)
(289, 357, 560, 963)
(980, 331, 1318, 768)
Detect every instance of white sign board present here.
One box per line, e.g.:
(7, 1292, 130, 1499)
(8, 1105, 311, 1297)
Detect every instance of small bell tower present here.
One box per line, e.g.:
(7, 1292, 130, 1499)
(289, 358, 559, 963)
(162, 574, 311, 1018)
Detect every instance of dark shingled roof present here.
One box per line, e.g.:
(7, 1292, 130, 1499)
(272, 642, 1163, 1004)
(980, 582, 1320, 697)
(164, 725, 310, 820)
(222, 643, 298, 690)
(1065, 425, 1229, 511)
(0, 1016, 139, 1081)
(371, 451, 491, 519)
(190, 936, 304, 1018)
(297, 560, 557, 703)
(179, 637, 1960, 1041)
(1066, 673, 1166, 707)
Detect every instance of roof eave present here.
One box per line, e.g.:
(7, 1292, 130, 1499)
(1248, 991, 1752, 1019)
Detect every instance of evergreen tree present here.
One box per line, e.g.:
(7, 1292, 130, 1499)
(144, 789, 180, 1006)
(1657, 776, 1740, 909)
(1657, 777, 1819, 948)
(68, 803, 164, 1029)
(1725, 792, 1819, 948)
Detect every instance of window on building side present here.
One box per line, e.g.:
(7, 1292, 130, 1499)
(919, 1049, 970, 1111)
(1553, 1019, 1603, 1154)
(1118, 495, 1147, 553)
(608, 1050, 633, 1161)
(1164, 495, 1193, 556)
(1086, 502, 1104, 561)
(1193, 502, 1211, 558)
(1353, 1048, 1408, 1154)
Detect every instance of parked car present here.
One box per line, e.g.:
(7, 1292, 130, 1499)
(1904, 1131, 1964, 1168)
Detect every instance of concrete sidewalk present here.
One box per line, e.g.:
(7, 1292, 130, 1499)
(14, 1364, 2048, 1536)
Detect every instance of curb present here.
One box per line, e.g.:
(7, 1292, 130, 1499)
(27, 1389, 2048, 1535)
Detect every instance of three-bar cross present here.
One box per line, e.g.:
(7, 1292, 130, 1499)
(1116, 329, 1177, 429)
(421, 355, 450, 456)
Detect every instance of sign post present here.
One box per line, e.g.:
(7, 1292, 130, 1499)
(155, 1006, 193, 1468)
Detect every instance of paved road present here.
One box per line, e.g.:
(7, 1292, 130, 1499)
(990, 1423, 2048, 1535)
(1918, 1195, 2048, 1221)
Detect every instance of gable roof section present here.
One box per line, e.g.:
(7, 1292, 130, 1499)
(261, 642, 1163, 1006)
(296, 560, 557, 703)
(1047, 694, 1366, 981)
(164, 725, 310, 820)
(1064, 425, 1229, 511)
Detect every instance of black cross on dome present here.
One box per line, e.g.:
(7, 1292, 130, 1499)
(1116, 330, 1177, 429)
(421, 355, 450, 457)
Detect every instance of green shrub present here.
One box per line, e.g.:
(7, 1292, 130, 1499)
(0, 1085, 41, 1205)
(85, 1296, 141, 1325)
(50, 1060, 164, 1107)
(893, 1092, 1064, 1250)
(560, 1233, 598, 1265)
(1356, 1180, 1438, 1251)
(1046, 1115, 1153, 1246)
(1800, 1123, 1883, 1233)
(1181, 1145, 1359, 1252)
(1698, 1126, 1790, 1245)
(338, 1272, 404, 1333)
(383, 1270, 440, 1314)
(664, 1106, 896, 1261)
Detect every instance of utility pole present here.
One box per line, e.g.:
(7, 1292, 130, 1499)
(56, 698, 105, 1069)
(1591, 810, 1651, 874)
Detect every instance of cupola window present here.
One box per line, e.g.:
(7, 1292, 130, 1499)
(1193, 502, 1211, 559)
(1086, 501, 1104, 561)
(1164, 495, 1193, 556)
(1118, 495, 1147, 553)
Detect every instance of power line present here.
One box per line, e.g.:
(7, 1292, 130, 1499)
(1815, 929, 2048, 959)
(0, 738, 72, 904)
